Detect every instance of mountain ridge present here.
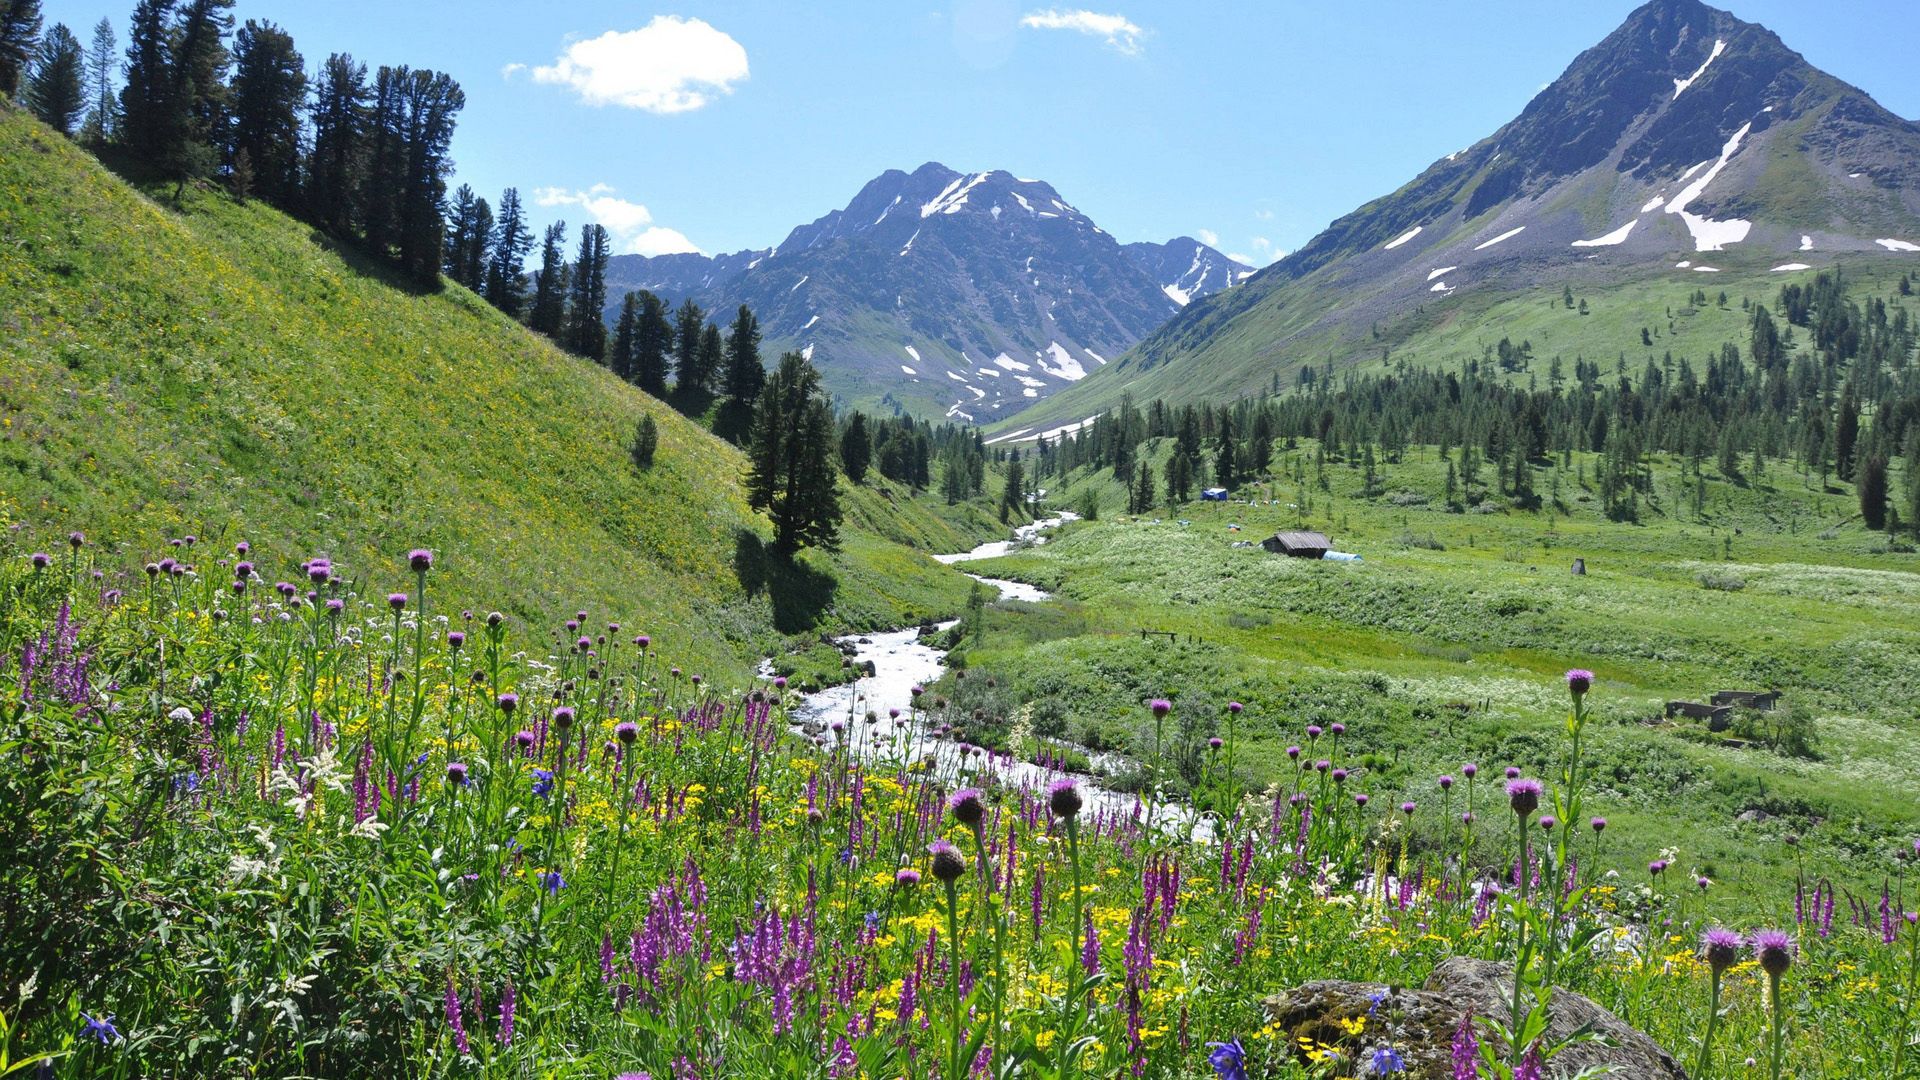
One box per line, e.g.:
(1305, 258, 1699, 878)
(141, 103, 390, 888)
(992, 0, 1920, 433)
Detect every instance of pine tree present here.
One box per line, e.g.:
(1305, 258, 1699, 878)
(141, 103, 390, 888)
(1214, 411, 1238, 490)
(24, 22, 82, 134)
(610, 292, 640, 382)
(840, 413, 871, 485)
(723, 305, 765, 403)
(698, 324, 725, 394)
(529, 221, 568, 337)
(1248, 408, 1274, 475)
(159, 0, 236, 189)
(1000, 456, 1026, 522)
(1129, 459, 1156, 514)
(306, 53, 368, 236)
(392, 68, 463, 284)
(1859, 454, 1888, 531)
(358, 64, 407, 256)
(79, 17, 113, 141)
(1833, 390, 1859, 482)
(226, 19, 304, 206)
(117, 0, 175, 165)
(1164, 449, 1193, 504)
(631, 414, 658, 470)
(632, 290, 671, 395)
(565, 223, 610, 358)
(443, 184, 483, 285)
(747, 352, 842, 554)
(0, 0, 41, 98)
(485, 186, 532, 316)
(673, 299, 707, 393)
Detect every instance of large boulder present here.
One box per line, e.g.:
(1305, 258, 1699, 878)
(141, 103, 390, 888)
(1262, 956, 1687, 1079)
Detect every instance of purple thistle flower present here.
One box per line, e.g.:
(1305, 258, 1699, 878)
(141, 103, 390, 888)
(1702, 927, 1742, 973)
(1048, 778, 1083, 820)
(1591, 816, 1607, 833)
(947, 787, 986, 826)
(929, 839, 966, 883)
(1504, 766, 1521, 779)
(1539, 815, 1556, 831)
(29, 553, 51, 570)
(1462, 762, 1478, 778)
(1149, 698, 1172, 717)
(895, 868, 921, 886)
(1506, 778, 1543, 817)
(615, 721, 639, 744)
(387, 592, 408, 611)
(497, 692, 519, 714)
(447, 630, 465, 648)
(1751, 929, 1794, 975)
(1228, 701, 1243, 714)
(408, 548, 434, 573)
(1401, 801, 1417, 816)
(1438, 774, 1454, 789)
(1305, 724, 1323, 739)
(1565, 668, 1595, 695)
(325, 598, 344, 614)
(446, 762, 469, 786)
(552, 705, 575, 729)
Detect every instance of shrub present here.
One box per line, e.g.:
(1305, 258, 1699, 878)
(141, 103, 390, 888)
(1697, 571, 1747, 592)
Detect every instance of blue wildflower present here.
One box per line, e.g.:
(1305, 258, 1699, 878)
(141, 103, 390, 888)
(540, 870, 564, 894)
(531, 768, 555, 798)
(1206, 1037, 1248, 1080)
(1368, 989, 1388, 1017)
(1371, 1045, 1405, 1076)
(82, 1012, 119, 1045)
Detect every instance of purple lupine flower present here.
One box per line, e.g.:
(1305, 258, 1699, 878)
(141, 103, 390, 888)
(495, 981, 516, 1046)
(445, 978, 470, 1054)
(1514, 1043, 1545, 1080)
(1081, 909, 1101, 975)
(1450, 1011, 1478, 1080)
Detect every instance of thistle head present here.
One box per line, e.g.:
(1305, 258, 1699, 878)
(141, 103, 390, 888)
(1701, 927, 1741, 973)
(1750, 929, 1794, 976)
(929, 839, 966, 884)
(1048, 778, 1082, 821)
(1506, 778, 1543, 818)
(948, 787, 986, 827)
(407, 548, 434, 573)
(1565, 668, 1594, 695)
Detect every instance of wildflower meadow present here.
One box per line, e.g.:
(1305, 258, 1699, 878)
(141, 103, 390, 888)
(1, 535, 1916, 1078)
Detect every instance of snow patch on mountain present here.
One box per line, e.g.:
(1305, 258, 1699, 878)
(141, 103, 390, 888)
(1036, 342, 1087, 381)
(1474, 226, 1526, 250)
(1770, 263, 1812, 272)
(1383, 226, 1422, 250)
(1427, 266, 1456, 281)
(1163, 284, 1191, 306)
(1672, 39, 1727, 99)
(992, 353, 1032, 373)
(1876, 239, 1920, 252)
(1572, 220, 1637, 247)
(1664, 122, 1753, 250)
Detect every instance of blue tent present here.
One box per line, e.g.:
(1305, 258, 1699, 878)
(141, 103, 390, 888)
(1201, 488, 1228, 501)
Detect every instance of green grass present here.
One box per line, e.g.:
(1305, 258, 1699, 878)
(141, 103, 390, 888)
(941, 442, 1920, 906)
(0, 109, 991, 681)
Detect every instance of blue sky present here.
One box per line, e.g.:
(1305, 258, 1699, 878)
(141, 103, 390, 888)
(38, 0, 1920, 264)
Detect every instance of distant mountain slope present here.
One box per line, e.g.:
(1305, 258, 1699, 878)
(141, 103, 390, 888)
(0, 109, 979, 680)
(605, 165, 1250, 421)
(1122, 237, 1254, 306)
(998, 0, 1920, 433)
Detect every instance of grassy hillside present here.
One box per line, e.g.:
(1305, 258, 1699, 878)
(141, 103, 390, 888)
(994, 253, 1918, 434)
(943, 440, 1920, 904)
(0, 109, 986, 679)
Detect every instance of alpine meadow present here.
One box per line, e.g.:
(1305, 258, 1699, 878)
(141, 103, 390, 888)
(5, 0, 1920, 1077)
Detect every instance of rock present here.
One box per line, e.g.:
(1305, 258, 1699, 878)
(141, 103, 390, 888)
(1263, 957, 1687, 1079)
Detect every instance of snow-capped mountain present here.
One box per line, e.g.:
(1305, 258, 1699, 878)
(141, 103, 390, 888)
(603, 164, 1242, 421)
(1004, 0, 1920, 429)
(1122, 238, 1255, 307)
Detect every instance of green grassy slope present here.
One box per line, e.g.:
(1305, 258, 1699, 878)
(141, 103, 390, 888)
(995, 254, 1918, 434)
(947, 443, 1920, 902)
(0, 109, 984, 680)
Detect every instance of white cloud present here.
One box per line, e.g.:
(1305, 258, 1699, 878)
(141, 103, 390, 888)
(1226, 252, 1254, 265)
(1248, 236, 1287, 265)
(524, 16, 748, 113)
(500, 62, 526, 78)
(532, 185, 703, 256)
(1019, 9, 1146, 55)
(1196, 228, 1220, 247)
(1253, 208, 1274, 222)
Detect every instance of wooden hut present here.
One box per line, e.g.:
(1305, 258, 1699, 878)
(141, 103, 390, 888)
(1262, 530, 1332, 558)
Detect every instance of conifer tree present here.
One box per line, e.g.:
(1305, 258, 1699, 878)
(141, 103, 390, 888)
(24, 22, 82, 134)
(565, 223, 610, 359)
(80, 17, 113, 141)
(1129, 459, 1156, 514)
(306, 52, 368, 236)
(485, 186, 532, 316)
(1164, 448, 1193, 504)
(529, 221, 569, 337)
(1859, 453, 1888, 531)
(226, 19, 304, 206)
(840, 413, 871, 485)
(631, 414, 658, 470)
(632, 290, 671, 395)
(610, 292, 641, 383)
(1834, 390, 1859, 482)
(723, 305, 765, 403)
(747, 352, 842, 554)
(0, 0, 41, 99)
(673, 299, 707, 392)
(1214, 411, 1239, 490)
(1000, 456, 1026, 522)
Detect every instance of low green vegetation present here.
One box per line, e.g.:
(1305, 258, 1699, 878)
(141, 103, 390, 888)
(951, 441, 1920, 905)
